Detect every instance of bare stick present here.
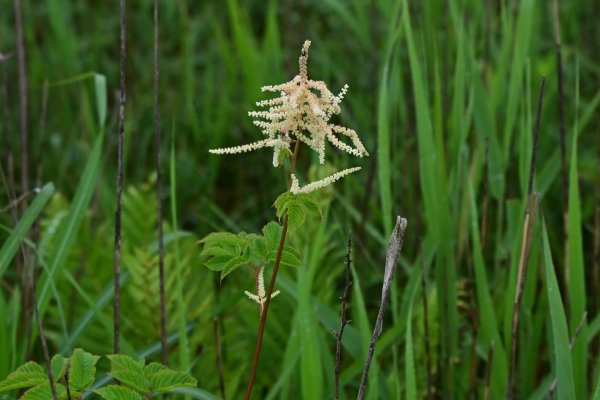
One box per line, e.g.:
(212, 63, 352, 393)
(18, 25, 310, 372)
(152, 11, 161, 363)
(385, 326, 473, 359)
(214, 318, 227, 400)
(546, 311, 588, 399)
(114, 0, 127, 355)
(420, 251, 433, 400)
(357, 216, 408, 400)
(153, 0, 168, 367)
(14, 0, 29, 206)
(507, 76, 546, 399)
(243, 140, 301, 400)
(334, 232, 353, 400)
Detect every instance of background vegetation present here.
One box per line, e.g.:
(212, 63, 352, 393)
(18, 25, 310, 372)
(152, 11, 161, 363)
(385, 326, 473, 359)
(1, 0, 599, 398)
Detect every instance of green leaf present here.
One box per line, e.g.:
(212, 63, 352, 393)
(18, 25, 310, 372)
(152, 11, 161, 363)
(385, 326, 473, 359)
(107, 354, 145, 374)
(277, 247, 303, 268)
(20, 383, 67, 400)
(542, 219, 576, 400)
(0, 362, 47, 392)
(199, 232, 243, 248)
(94, 74, 107, 128)
(68, 349, 99, 391)
(110, 370, 150, 393)
(0, 183, 55, 279)
(150, 370, 197, 393)
(50, 355, 68, 382)
(296, 194, 322, 220)
(273, 192, 293, 220)
(144, 362, 169, 377)
(286, 201, 305, 233)
(220, 254, 250, 281)
(262, 222, 283, 251)
(95, 385, 142, 400)
(204, 255, 234, 271)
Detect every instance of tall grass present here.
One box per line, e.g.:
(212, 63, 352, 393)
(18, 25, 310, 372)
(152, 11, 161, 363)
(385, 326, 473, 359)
(0, 0, 599, 399)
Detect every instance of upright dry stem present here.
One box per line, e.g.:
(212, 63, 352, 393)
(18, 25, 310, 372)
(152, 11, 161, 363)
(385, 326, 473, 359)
(153, 0, 168, 366)
(114, 0, 127, 356)
(243, 140, 300, 400)
(334, 232, 353, 400)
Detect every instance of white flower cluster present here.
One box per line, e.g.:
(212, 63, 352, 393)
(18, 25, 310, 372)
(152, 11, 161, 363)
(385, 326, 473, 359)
(209, 40, 369, 192)
(290, 167, 362, 195)
(244, 267, 280, 309)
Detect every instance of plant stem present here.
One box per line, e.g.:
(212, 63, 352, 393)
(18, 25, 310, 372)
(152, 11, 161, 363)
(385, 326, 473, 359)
(243, 140, 300, 400)
(334, 232, 353, 400)
(114, 0, 127, 356)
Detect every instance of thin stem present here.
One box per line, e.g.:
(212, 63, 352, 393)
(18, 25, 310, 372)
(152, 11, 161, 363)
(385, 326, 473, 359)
(114, 0, 127, 356)
(243, 139, 301, 400)
(484, 342, 495, 400)
(507, 76, 546, 399)
(154, 0, 168, 367)
(14, 0, 28, 207)
(334, 232, 353, 400)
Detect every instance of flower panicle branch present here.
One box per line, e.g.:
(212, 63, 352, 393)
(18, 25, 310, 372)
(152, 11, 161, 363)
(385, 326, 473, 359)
(290, 167, 362, 195)
(208, 39, 369, 193)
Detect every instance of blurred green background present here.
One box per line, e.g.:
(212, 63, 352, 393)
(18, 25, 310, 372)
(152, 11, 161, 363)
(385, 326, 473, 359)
(1, 0, 599, 399)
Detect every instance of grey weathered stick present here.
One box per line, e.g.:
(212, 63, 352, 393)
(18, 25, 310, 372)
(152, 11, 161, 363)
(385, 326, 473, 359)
(114, 0, 127, 355)
(356, 216, 407, 400)
(335, 232, 353, 400)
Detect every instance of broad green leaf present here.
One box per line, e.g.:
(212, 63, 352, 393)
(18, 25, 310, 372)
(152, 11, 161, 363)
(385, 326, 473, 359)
(0, 183, 55, 279)
(296, 194, 322, 220)
(199, 232, 244, 248)
(110, 370, 150, 393)
(204, 255, 234, 271)
(106, 354, 144, 374)
(68, 349, 100, 391)
(0, 362, 47, 392)
(286, 201, 305, 232)
(277, 248, 302, 268)
(144, 362, 168, 377)
(150, 370, 197, 393)
(95, 385, 142, 400)
(220, 254, 250, 281)
(542, 219, 576, 400)
(262, 222, 283, 251)
(50, 355, 68, 382)
(20, 383, 67, 400)
(273, 192, 293, 219)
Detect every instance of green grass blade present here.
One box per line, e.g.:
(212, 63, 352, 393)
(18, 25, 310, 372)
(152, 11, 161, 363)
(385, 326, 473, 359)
(37, 133, 104, 319)
(0, 183, 55, 279)
(170, 135, 191, 373)
(541, 218, 576, 400)
(568, 62, 588, 399)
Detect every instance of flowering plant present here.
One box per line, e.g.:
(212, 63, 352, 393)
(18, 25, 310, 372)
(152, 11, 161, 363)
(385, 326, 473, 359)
(199, 40, 368, 399)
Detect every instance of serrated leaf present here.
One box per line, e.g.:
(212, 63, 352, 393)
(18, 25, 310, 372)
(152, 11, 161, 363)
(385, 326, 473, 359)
(68, 349, 100, 391)
(286, 201, 306, 232)
(279, 247, 303, 268)
(296, 194, 322, 220)
(204, 255, 233, 271)
(251, 236, 269, 260)
(150, 370, 197, 393)
(20, 383, 67, 400)
(95, 385, 142, 400)
(198, 232, 243, 248)
(220, 254, 251, 281)
(144, 362, 169, 377)
(50, 355, 68, 382)
(0, 362, 46, 392)
(273, 192, 293, 220)
(110, 370, 150, 393)
(107, 354, 145, 374)
(262, 222, 282, 252)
